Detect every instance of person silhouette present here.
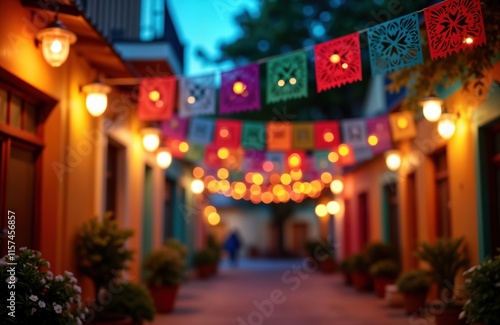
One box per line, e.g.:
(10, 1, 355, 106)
(224, 230, 241, 267)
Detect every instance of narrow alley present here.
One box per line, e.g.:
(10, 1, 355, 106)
(151, 259, 417, 325)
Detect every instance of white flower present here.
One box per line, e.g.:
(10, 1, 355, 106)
(46, 262, 50, 268)
(65, 271, 74, 277)
(38, 301, 46, 308)
(31, 307, 36, 315)
(55, 275, 64, 281)
(19, 247, 27, 251)
(53, 304, 63, 314)
(70, 276, 78, 284)
(40, 278, 46, 285)
(459, 311, 466, 319)
(29, 295, 38, 302)
(47, 271, 53, 279)
(0, 260, 7, 266)
(73, 285, 82, 293)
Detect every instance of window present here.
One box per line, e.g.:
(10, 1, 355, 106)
(140, 0, 165, 41)
(433, 148, 451, 238)
(486, 122, 500, 253)
(105, 139, 125, 220)
(0, 71, 54, 256)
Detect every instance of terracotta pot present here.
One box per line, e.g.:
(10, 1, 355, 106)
(149, 285, 179, 314)
(385, 284, 404, 307)
(434, 307, 462, 325)
(342, 271, 353, 285)
(197, 264, 213, 279)
(320, 258, 336, 274)
(90, 312, 132, 324)
(403, 292, 427, 315)
(373, 277, 396, 299)
(352, 272, 372, 291)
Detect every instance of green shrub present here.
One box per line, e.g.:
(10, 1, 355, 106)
(350, 253, 369, 272)
(76, 213, 133, 297)
(193, 249, 217, 267)
(369, 259, 399, 278)
(304, 239, 333, 259)
(396, 270, 431, 294)
(143, 245, 186, 287)
(340, 256, 354, 272)
(463, 255, 500, 325)
(104, 282, 155, 322)
(363, 242, 394, 267)
(207, 234, 222, 261)
(164, 238, 188, 259)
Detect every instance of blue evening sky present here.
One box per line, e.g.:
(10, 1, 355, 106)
(168, 0, 259, 76)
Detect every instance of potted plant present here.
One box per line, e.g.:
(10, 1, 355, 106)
(397, 270, 432, 315)
(76, 214, 134, 299)
(364, 242, 395, 267)
(369, 259, 399, 298)
(340, 256, 354, 285)
(76, 214, 134, 324)
(462, 254, 500, 325)
(103, 282, 155, 325)
(0, 247, 89, 324)
(143, 242, 186, 313)
(207, 234, 222, 275)
(416, 237, 468, 325)
(193, 248, 217, 279)
(350, 253, 372, 291)
(305, 239, 336, 273)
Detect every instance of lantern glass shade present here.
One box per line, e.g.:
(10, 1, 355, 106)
(420, 96, 443, 122)
(330, 178, 344, 194)
(141, 128, 161, 152)
(156, 148, 172, 169)
(437, 113, 457, 140)
(82, 82, 111, 117)
(36, 20, 77, 67)
(385, 150, 402, 171)
(191, 179, 205, 194)
(315, 204, 328, 218)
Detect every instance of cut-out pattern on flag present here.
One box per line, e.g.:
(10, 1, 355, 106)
(314, 151, 332, 172)
(353, 147, 374, 163)
(188, 118, 215, 145)
(265, 152, 285, 173)
(184, 144, 205, 163)
(314, 121, 341, 150)
(366, 117, 392, 155)
(341, 119, 369, 148)
(293, 123, 315, 150)
(161, 115, 188, 139)
(314, 33, 362, 92)
(179, 74, 216, 117)
(242, 121, 266, 150)
(204, 145, 223, 168)
(220, 64, 261, 114)
(424, 0, 486, 60)
(244, 150, 266, 172)
(388, 111, 417, 141)
(138, 77, 176, 121)
(267, 51, 308, 103)
(367, 13, 423, 75)
(214, 120, 242, 148)
(267, 122, 292, 151)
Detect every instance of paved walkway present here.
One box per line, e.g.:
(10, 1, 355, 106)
(149, 258, 418, 325)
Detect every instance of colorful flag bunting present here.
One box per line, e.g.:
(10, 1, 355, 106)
(266, 51, 308, 103)
(223, 148, 244, 171)
(214, 120, 242, 148)
(267, 122, 292, 151)
(285, 151, 307, 172)
(341, 119, 369, 148)
(314, 121, 341, 150)
(388, 111, 417, 141)
(204, 145, 223, 168)
(367, 13, 423, 75)
(336, 144, 357, 167)
(244, 150, 266, 172)
(220, 64, 261, 114)
(424, 0, 486, 60)
(161, 115, 188, 139)
(242, 121, 266, 150)
(313, 151, 335, 172)
(314, 33, 362, 92)
(188, 118, 215, 145)
(179, 74, 216, 117)
(366, 116, 392, 155)
(292, 123, 315, 150)
(265, 152, 285, 174)
(138, 76, 176, 121)
(184, 143, 205, 163)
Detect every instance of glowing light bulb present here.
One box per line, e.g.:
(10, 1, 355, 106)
(329, 53, 341, 64)
(420, 96, 443, 122)
(437, 113, 456, 140)
(385, 150, 402, 171)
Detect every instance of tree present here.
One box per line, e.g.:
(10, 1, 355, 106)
(198, 0, 428, 121)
